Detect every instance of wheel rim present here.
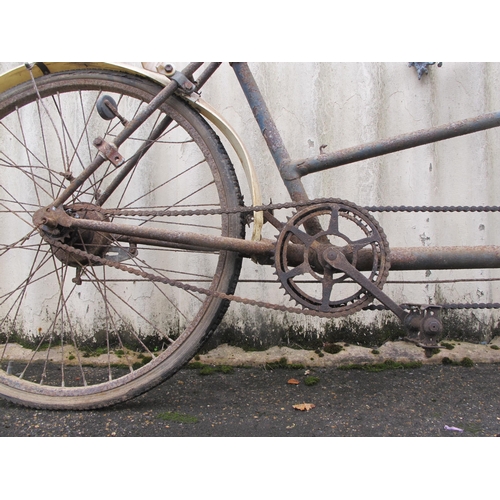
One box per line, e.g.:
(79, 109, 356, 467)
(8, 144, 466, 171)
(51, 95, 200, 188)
(0, 72, 242, 407)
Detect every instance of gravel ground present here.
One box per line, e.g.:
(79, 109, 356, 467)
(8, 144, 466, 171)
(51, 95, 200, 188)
(1, 361, 499, 437)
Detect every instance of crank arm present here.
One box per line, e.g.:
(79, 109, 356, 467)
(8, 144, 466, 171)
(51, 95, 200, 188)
(322, 247, 407, 322)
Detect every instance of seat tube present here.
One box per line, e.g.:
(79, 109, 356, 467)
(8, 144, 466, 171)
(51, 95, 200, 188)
(231, 63, 311, 205)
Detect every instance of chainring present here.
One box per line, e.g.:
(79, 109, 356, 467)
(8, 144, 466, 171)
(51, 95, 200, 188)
(274, 200, 391, 317)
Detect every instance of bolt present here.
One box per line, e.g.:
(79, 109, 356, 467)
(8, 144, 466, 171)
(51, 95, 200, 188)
(93, 137, 103, 147)
(183, 81, 194, 91)
(164, 64, 174, 73)
(326, 248, 338, 261)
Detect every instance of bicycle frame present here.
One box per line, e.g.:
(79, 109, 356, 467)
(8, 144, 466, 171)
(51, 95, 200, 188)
(39, 62, 500, 270)
(29, 61, 500, 350)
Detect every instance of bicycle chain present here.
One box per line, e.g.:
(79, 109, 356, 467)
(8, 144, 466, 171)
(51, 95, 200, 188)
(48, 238, 346, 319)
(67, 198, 500, 312)
(74, 198, 500, 219)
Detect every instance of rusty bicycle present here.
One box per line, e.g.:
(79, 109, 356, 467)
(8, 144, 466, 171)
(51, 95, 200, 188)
(1, 62, 499, 409)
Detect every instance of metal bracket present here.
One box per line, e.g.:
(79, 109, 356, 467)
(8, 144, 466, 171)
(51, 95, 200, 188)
(93, 137, 125, 167)
(169, 70, 196, 93)
(104, 244, 138, 263)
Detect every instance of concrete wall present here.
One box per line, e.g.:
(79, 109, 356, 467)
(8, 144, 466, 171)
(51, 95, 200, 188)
(2, 62, 500, 346)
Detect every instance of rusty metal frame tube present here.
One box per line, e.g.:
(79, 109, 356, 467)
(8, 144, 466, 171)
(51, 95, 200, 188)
(293, 112, 500, 176)
(58, 205, 500, 270)
(231, 62, 328, 239)
(355, 245, 500, 271)
(55, 212, 274, 257)
(231, 63, 310, 202)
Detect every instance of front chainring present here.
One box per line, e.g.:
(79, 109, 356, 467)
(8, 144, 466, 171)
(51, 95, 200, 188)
(274, 200, 391, 317)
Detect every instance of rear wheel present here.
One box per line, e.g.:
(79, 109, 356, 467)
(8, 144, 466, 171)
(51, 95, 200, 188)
(0, 69, 244, 409)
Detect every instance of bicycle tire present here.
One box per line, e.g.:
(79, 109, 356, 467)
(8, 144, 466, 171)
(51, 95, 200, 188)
(0, 68, 244, 409)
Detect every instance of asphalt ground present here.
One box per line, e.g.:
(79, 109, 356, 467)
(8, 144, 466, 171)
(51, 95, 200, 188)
(2, 345, 497, 500)
(1, 358, 499, 437)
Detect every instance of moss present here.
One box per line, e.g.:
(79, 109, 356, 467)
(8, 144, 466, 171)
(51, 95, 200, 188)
(371, 349, 380, 355)
(132, 355, 152, 369)
(187, 361, 234, 375)
(338, 360, 423, 372)
(490, 345, 500, 350)
(187, 361, 205, 370)
(460, 357, 474, 367)
(81, 346, 108, 358)
(440, 342, 455, 350)
(304, 376, 320, 386)
(323, 343, 343, 355)
(442, 357, 475, 367)
(265, 357, 289, 370)
(264, 357, 304, 370)
(216, 365, 234, 374)
(199, 365, 216, 375)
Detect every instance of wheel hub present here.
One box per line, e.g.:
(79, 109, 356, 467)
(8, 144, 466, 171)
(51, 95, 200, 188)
(37, 202, 112, 267)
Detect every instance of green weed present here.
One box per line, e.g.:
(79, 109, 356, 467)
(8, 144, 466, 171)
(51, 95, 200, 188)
(323, 343, 343, 354)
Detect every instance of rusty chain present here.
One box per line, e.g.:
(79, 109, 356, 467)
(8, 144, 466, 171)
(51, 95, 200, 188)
(67, 198, 500, 313)
(74, 198, 500, 219)
(48, 238, 344, 319)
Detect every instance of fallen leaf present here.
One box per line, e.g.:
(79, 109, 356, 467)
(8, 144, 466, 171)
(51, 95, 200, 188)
(293, 403, 315, 411)
(287, 378, 300, 385)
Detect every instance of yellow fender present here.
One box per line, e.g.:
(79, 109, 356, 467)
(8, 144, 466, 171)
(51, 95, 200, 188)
(0, 62, 263, 241)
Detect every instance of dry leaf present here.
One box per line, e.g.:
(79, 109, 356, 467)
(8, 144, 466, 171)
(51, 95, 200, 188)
(293, 403, 315, 411)
(287, 378, 300, 385)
